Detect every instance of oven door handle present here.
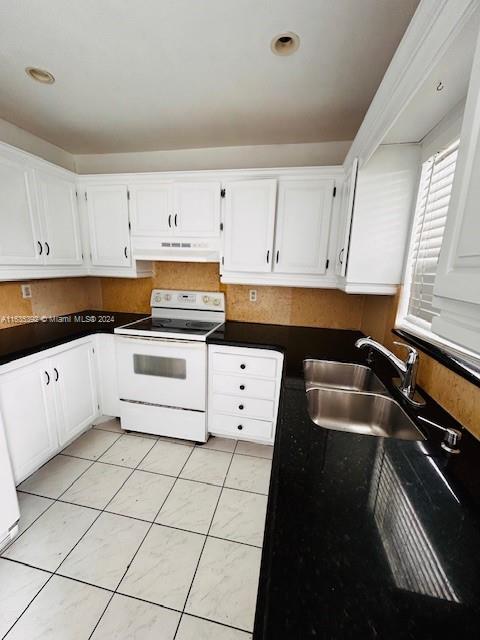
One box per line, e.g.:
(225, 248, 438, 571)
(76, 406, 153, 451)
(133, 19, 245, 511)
(116, 336, 206, 347)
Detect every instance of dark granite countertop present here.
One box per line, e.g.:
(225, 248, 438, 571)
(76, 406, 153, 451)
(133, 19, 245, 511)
(1, 316, 479, 637)
(210, 321, 480, 640)
(0, 310, 146, 365)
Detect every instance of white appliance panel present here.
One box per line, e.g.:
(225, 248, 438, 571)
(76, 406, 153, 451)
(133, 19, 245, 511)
(117, 337, 206, 411)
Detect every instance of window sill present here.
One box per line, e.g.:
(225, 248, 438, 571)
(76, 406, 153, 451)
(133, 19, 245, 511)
(393, 326, 480, 389)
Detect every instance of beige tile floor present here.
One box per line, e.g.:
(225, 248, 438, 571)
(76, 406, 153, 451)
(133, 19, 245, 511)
(1, 419, 273, 639)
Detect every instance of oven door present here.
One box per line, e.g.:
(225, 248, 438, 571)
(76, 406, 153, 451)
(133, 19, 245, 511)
(116, 336, 206, 411)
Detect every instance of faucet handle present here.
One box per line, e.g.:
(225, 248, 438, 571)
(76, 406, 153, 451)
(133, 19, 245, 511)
(393, 341, 418, 361)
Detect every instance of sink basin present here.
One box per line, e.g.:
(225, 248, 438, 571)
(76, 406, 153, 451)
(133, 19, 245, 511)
(303, 359, 388, 394)
(306, 387, 424, 441)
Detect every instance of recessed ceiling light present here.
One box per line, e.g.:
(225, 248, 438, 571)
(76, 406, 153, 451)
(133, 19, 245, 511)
(271, 32, 300, 56)
(25, 67, 55, 84)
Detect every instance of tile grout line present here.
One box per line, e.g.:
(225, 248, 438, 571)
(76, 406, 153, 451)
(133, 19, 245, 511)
(86, 440, 199, 640)
(3, 431, 269, 639)
(3, 428, 128, 551)
(172, 439, 240, 640)
(0, 429, 133, 638)
(0, 432, 158, 640)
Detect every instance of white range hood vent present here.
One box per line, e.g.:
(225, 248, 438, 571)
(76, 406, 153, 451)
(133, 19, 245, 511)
(132, 236, 220, 263)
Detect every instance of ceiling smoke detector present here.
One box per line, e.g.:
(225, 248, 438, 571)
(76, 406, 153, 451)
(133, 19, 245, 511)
(25, 67, 55, 84)
(271, 32, 300, 56)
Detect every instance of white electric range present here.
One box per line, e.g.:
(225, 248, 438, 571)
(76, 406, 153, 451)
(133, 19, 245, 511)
(114, 289, 225, 441)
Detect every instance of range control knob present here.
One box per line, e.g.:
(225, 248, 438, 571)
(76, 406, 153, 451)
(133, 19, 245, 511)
(203, 295, 210, 304)
(213, 298, 221, 306)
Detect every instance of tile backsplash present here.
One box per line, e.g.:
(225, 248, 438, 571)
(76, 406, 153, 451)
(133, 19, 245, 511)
(1, 262, 478, 439)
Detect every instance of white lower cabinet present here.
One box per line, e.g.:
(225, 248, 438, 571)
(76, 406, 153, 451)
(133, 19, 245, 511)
(52, 341, 98, 447)
(0, 338, 99, 484)
(0, 359, 58, 484)
(208, 345, 283, 444)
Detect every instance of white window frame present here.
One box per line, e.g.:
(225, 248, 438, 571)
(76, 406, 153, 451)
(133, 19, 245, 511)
(395, 102, 480, 372)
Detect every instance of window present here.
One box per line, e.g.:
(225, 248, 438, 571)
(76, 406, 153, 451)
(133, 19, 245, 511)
(404, 139, 459, 329)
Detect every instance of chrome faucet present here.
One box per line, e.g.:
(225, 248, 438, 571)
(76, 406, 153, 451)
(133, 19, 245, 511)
(355, 337, 425, 406)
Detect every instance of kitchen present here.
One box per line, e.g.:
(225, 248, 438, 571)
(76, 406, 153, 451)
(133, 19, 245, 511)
(0, 1, 480, 639)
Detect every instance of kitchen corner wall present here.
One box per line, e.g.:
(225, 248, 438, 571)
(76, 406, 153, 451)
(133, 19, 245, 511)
(361, 294, 480, 440)
(1, 262, 477, 440)
(0, 278, 102, 328)
(99, 262, 367, 329)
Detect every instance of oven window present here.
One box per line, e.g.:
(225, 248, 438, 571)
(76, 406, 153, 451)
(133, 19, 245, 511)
(133, 354, 186, 379)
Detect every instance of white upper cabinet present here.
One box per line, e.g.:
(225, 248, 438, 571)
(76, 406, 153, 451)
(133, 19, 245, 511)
(129, 183, 173, 236)
(0, 153, 42, 266)
(173, 182, 221, 237)
(86, 185, 131, 267)
(339, 145, 420, 294)
(432, 30, 480, 350)
(34, 169, 82, 265)
(335, 159, 358, 277)
(274, 180, 333, 275)
(223, 179, 277, 273)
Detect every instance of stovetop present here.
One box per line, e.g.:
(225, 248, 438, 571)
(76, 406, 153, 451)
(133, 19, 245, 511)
(115, 315, 224, 338)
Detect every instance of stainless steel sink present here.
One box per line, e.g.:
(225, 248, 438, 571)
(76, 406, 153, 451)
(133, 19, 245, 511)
(306, 387, 424, 441)
(304, 359, 388, 394)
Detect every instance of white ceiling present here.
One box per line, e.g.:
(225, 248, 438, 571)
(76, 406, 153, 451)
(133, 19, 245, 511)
(0, 0, 419, 154)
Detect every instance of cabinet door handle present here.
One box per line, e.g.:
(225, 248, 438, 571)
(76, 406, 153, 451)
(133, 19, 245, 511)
(37, 241, 43, 255)
(339, 248, 344, 264)
(239, 404, 244, 410)
(266, 250, 270, 263)
(54, 367, 59, 382)
(237, 424, 243, 431)
(239, 384, 245, 391)
(45, 371, 50, 385)
(168, 214, 172, 228)
(45, 242, 50, 256)
(174, 213, 178, 227)
(124, 246, 128, 259)
(240, 363, 246, 370)
(276, 250, 279, 264)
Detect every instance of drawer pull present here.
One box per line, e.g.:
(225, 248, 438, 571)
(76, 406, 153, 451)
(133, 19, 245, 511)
(240, 363, 246, 370)
(239, 404, 244, 410)
(237, 424, 243, 431)
(239, 384, 245, 390)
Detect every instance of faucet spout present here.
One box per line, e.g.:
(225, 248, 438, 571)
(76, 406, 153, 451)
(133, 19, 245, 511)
(355, 337, 425, 407)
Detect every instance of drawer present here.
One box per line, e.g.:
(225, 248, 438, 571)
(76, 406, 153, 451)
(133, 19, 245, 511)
(211, 352, 277, 378)
(212, 393, 274, 420)
(209, 413, 273, 441)
(212, 374, 276, 400)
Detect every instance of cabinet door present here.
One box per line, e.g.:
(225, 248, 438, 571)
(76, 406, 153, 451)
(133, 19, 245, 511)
(173, 182, 221, 237)
(0, 360, 57, 484)
(35, 170, 83, 265)
(433, 40, 480, 308)
(53, 342, 98, 447)
(0, 154, 42, 266)
(273, 180, 333, 275)
(86, 185, 131, 267)
(223, 180, 277, 273)
(336, 158, 358, 277)
(431, 34, 480, 349)
(129, 183, 173, 236)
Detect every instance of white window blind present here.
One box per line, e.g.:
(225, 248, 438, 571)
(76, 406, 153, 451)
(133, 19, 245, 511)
(407, 139, 459, 327)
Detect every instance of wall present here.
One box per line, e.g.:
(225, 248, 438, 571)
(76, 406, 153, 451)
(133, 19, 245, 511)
(0, 117, 75, 171)
(0, 278, 102, 329)
(74, 141, 351, 174)
(361, 294, 480, 439)
(100, 262, 366, 329)
(2, 263, 477, 441)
